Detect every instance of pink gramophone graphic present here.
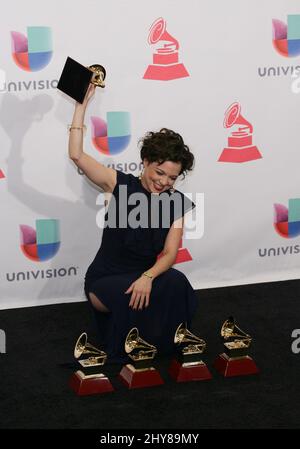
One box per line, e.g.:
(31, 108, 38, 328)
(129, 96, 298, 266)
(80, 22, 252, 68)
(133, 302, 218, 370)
(218, 102, 262, 163)
(174, 238, 192, 264)
(143, 17, 189, 81)
(0, 170, 4, 179)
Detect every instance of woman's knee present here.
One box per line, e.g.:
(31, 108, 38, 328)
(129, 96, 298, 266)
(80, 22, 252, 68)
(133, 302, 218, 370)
(88, 292, 109, 313)
(163, 268, 187, 284)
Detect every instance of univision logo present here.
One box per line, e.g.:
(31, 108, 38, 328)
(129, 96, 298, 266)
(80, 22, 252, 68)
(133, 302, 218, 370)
(258, 16, 300, 78)
(258, 245, 300, 257)
(274, 199, 300, 238)
(272, 15, 300, 57)
(77, 162, 143, 176)
(11, 26, 52, 71)
(20, 219, 60, 262)
(6, 266, 78, 282)
(258, 198, 300, 258)
(91, 112, 131, 155)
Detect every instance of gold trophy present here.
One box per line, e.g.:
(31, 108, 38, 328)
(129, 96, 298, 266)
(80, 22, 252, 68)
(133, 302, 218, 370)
(69, 332, 114, 395)
(214, 317, 259, 377)
(57, 56, 106, 103)
(118, 327, 164, 389)
(88, 64, 106, 88)
(169, 323, 212, 382)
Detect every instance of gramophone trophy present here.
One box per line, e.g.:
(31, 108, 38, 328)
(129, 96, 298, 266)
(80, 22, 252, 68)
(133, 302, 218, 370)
(169, 323, 212, 382)
(57, 56, 106, 103)
(214, 317, 259, 377)
(218, 102, 262, 163)
(69, 332, 114, 395)
(118, 327, 164, 389)
(143, 17, 189, 81)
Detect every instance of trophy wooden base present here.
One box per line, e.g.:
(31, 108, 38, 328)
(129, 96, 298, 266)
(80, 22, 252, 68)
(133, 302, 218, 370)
(119, 364, 164, 389)
(218, 146, 262, 163)
(169, 359, 212, 382)
(143, 64, 189, 81)
(69, 370, 114, 396)
(214, 353, 259, 377)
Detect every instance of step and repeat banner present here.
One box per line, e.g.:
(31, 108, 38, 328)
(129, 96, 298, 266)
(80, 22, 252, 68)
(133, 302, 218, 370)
(1, 0, 300, 309)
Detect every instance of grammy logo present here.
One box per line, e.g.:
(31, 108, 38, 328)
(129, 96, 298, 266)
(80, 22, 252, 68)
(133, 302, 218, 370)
(118, 327, 164, 389)
(218, 102, 262, 163)
(169, 323, 212, 382)
(214, 317, 259, 377)
(69, 332, 114, 395)
(143, 17, 189, 81)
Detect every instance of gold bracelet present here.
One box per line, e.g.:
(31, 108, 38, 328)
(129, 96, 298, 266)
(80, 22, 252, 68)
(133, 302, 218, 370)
(142, 271, 154, 280)
(68, 124, 87, 133)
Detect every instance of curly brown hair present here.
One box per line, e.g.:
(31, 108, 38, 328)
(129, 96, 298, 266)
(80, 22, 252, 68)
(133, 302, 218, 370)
(139, 128, 194, 177)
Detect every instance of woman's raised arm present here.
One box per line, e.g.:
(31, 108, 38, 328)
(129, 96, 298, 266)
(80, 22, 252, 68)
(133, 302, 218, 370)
(68, 84, 116, 192)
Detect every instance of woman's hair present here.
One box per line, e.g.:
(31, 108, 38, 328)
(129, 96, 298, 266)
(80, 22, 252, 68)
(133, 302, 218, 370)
(139, 128, 194, 177)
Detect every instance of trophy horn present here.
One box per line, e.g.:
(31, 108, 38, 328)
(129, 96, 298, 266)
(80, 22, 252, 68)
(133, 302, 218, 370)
(174, 323, 206, 352)
(119, 328, 164, 387)
(125, 327, 156, 355)
(74, 332, 106, 359)
(221, 317, 251, 345)
(88, 64, 106, 88)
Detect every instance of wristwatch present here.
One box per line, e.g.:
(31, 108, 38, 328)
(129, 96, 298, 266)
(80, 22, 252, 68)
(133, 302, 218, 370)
(142, 271, 154, 280)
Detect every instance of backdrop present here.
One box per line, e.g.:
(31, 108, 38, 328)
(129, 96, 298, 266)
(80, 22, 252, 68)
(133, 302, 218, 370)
(1, 0, 300, 309)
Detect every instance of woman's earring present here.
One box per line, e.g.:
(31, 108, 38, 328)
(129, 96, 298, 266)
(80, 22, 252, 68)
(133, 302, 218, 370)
(139, 167, 144, 180)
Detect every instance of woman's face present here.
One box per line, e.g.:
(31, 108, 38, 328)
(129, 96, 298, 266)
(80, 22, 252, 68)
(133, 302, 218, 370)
(142, 160, 182, 193)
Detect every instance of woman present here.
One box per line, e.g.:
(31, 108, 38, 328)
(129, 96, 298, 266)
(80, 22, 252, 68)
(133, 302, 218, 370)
(69, 85, 198, 362)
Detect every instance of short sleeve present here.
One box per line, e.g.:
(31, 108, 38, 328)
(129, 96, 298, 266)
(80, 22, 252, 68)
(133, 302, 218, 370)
(171, 190, 196, 222)
(114, 170, 136, 190)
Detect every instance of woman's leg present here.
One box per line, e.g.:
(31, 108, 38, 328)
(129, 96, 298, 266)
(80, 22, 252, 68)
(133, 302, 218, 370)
(88, 292, 110, 313)
(84, 289, 111, 351)
(84, 273, 150, 362)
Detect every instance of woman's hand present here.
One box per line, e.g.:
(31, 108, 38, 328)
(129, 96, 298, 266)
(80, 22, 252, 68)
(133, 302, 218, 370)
(76, 84, 96, 109)
(125, 276, 153, 310)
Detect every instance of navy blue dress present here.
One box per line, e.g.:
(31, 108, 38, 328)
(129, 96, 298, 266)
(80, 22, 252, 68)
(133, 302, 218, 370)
(84, 170, 198, 363)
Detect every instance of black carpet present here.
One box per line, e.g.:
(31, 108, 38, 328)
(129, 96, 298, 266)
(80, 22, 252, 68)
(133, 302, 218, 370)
(1, 279, 300, 430)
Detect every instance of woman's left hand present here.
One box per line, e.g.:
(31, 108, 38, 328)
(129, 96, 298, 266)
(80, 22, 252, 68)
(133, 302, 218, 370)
(125, 276, 153, 310)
